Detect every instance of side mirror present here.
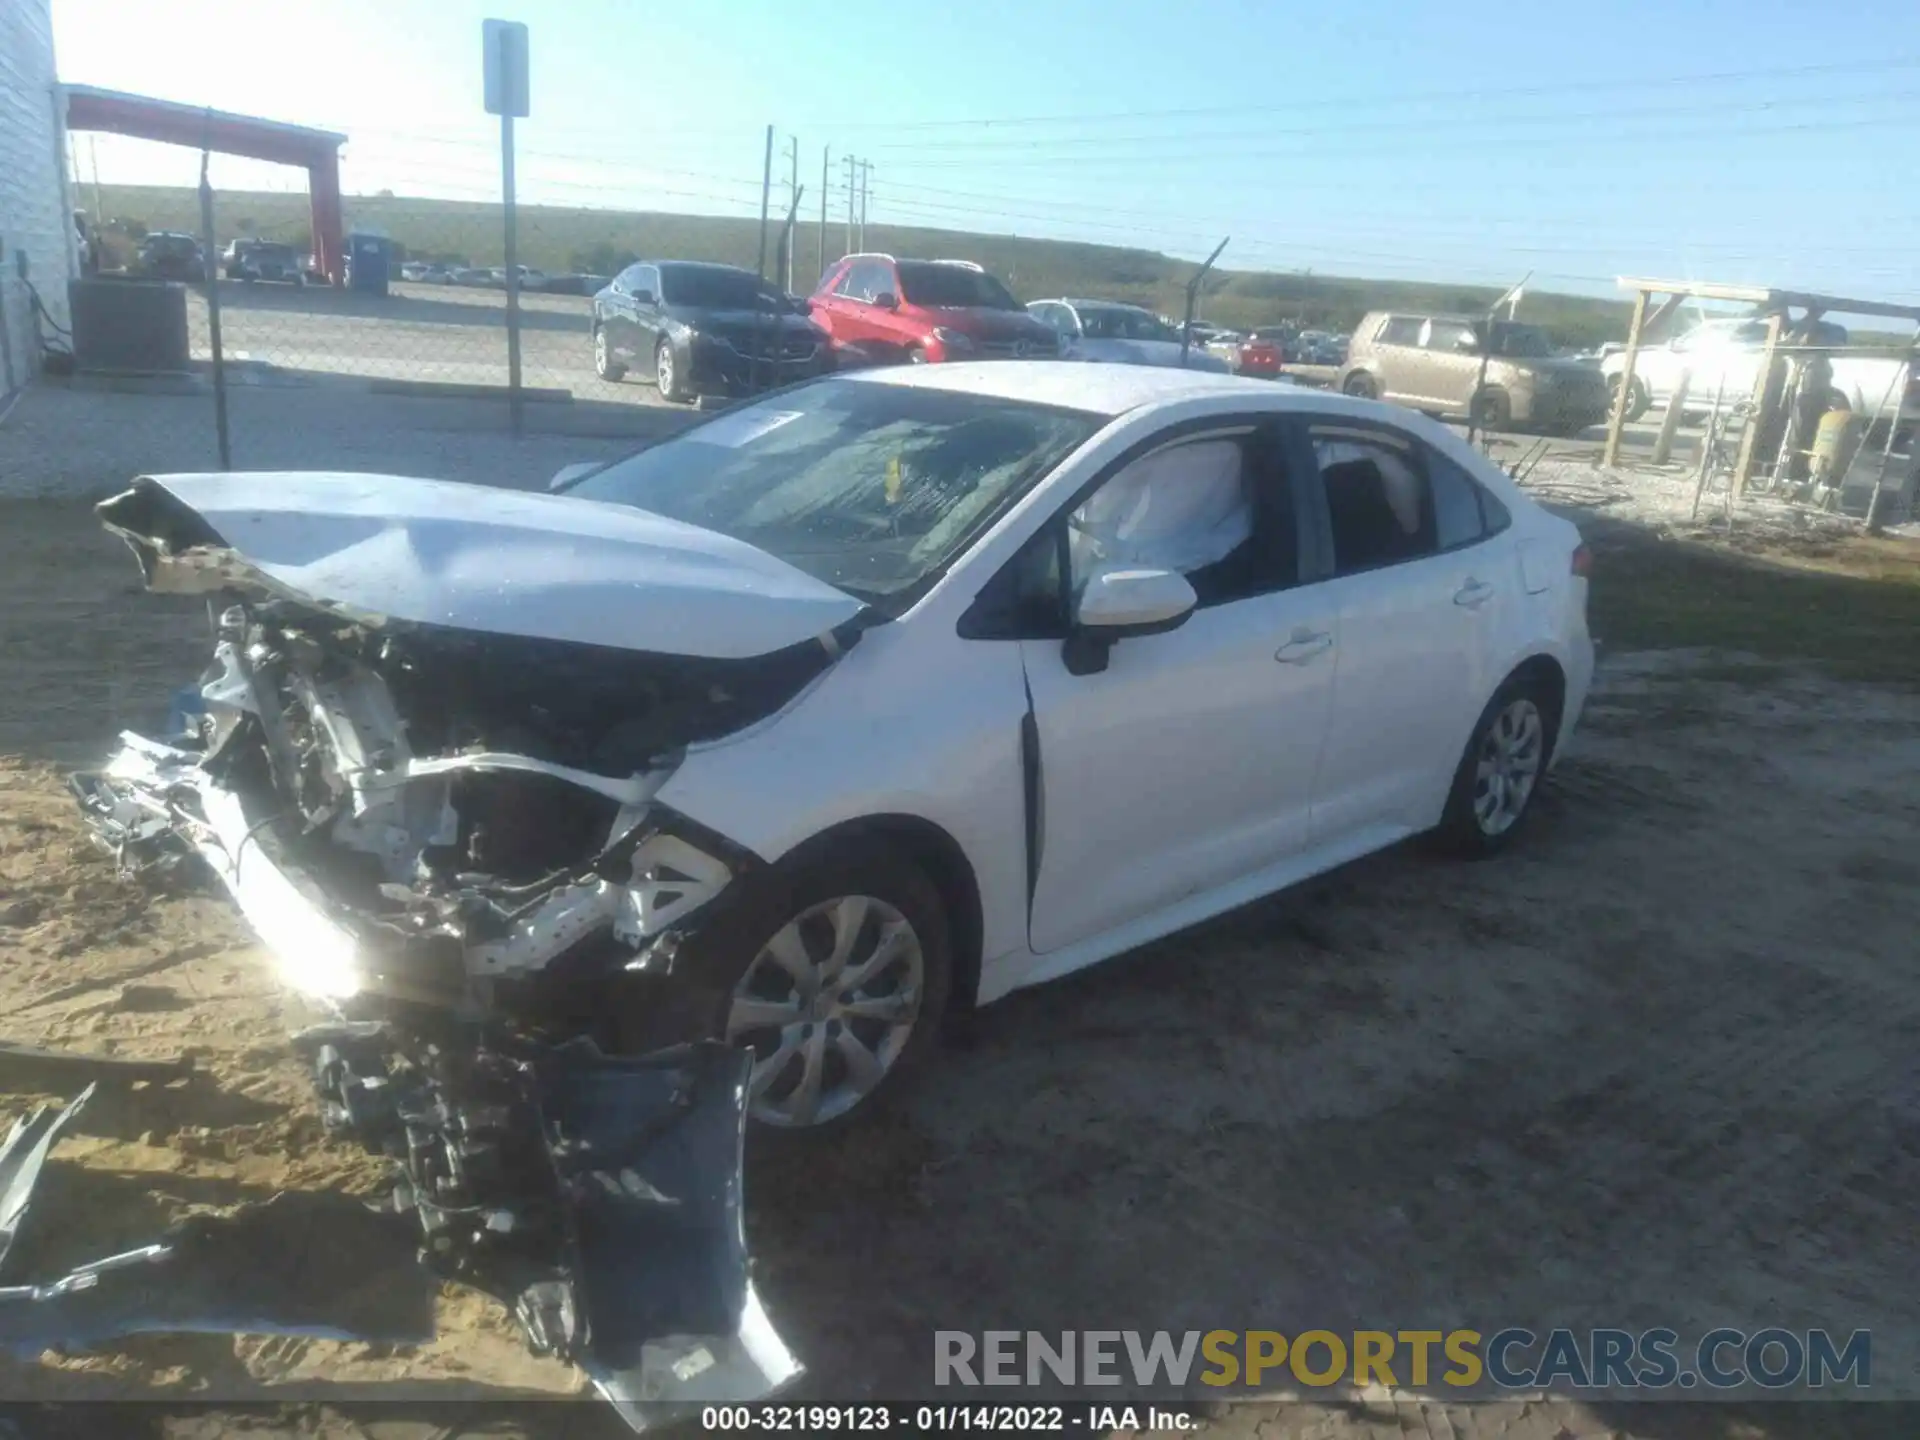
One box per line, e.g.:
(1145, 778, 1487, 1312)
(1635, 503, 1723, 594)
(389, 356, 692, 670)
(1062, 567, 1198, 676)
(872, 291, 899, 311)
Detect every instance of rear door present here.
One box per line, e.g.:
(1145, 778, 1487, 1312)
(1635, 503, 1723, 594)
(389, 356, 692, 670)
(1371, 315, 1428, 404)
(630, 265, 665, 375)
(1420, 318, 1483, 414)
(1286, 416, 1514, 844)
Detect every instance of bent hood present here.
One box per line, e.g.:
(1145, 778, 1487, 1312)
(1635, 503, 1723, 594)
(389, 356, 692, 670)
(99, 472, 866, 660)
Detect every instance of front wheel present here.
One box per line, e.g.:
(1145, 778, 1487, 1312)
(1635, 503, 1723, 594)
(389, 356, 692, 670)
(594, 325, 625, 381)
(671, 841, 952, 1134)
(1433, 677, 1557, 857)
(655, 337, 688, 401)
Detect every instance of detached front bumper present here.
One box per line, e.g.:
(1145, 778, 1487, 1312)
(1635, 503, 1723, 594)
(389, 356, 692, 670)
(71, 733, 466, 1007)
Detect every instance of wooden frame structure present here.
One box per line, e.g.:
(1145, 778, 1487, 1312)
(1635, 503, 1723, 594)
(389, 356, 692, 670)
(1601, 277, 1920, 497)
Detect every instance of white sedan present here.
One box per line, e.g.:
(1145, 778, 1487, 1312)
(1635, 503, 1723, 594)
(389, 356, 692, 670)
(81, 364, 1593, 1135)
(1029, 298, 1234, 373)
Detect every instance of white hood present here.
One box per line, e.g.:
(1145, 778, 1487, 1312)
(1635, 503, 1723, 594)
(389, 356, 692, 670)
(107, 472, 866, 660)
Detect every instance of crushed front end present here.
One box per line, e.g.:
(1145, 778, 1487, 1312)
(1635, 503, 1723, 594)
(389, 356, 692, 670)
(58, 476, 858, 1416)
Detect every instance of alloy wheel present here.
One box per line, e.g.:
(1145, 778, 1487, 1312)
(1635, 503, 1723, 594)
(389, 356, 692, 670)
(1473, 697, 1544, 836)
(656, 342, 675, 398)
(594, 327, 610, 377)
(725, 895, 925, 1128)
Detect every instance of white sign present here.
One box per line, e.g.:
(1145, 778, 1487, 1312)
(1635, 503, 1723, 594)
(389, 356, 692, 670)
(483, 19, 529, 118)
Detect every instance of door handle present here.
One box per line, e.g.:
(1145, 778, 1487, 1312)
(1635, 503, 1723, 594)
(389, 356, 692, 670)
(1275, 631, 1333, 664)
(1454, 579, 1495, 608)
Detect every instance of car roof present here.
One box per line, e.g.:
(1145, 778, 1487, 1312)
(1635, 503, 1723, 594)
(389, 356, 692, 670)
(653, 260, 759, 277)
(1057, 298, 1152, 314)
(842, 359, 1380, 419)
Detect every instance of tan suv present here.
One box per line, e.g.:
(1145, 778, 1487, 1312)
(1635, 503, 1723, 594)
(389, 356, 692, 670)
(1338, 312, 1609, 435)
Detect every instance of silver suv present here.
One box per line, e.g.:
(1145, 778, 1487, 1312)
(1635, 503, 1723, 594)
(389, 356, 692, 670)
(1339, 312, 1608, 435)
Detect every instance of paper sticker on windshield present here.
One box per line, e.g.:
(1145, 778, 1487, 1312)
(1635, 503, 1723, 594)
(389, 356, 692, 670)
(690, 410, 804, 449)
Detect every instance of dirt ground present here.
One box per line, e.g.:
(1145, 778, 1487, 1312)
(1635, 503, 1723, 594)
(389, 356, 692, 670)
(0, 501, 1916, 1438)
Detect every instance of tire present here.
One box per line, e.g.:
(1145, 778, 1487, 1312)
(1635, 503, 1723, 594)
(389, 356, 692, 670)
(1470, 386, 1512, 432)
(655, 337, 687, 401)
(1343, 371, 1378, 400)
(907, 345, 929, 365)
(1432, 674, 1559, 858)
(593, 324, 625, 381)
(662, 840, 952, 1136)
(1609, 373, 1650, 423)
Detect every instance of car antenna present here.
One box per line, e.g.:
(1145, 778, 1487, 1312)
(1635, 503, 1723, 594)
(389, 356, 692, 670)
(1180, 237, 1230, 369)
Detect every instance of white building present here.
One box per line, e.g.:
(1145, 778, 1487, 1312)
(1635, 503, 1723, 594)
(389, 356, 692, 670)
(0, 0, 75, 392)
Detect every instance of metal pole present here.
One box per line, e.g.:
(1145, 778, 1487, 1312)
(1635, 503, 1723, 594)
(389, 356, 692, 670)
(87, 134, 105, 236)
(818, 146, 829, 282)
(1466, 273, 1528, 448)
(844, 154, 856, 255)
(858, 160, 871, 249)
(501, 108, 522, 436)
(1180, 236, 1230, 368)
(196, 143, 231, 470)
(754, 125, 773, 395)
(786, 136, 799, 294)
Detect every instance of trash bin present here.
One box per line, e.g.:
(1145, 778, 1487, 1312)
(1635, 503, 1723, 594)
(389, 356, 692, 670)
(344, 233, 392, 296)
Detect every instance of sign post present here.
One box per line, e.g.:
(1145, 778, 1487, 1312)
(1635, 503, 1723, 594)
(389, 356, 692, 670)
(484, 19, 529, 435)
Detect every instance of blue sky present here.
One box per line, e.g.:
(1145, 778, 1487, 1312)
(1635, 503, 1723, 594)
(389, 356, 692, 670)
(52, 0, 1920, 304)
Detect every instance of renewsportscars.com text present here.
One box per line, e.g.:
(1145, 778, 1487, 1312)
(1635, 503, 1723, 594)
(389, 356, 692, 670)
(934, 1328, 1871, 1392)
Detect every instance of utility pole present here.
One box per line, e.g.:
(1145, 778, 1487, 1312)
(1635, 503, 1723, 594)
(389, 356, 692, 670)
(858, 160, 872, 250)
(844, 154, 857, 255)
(818, 145, 829, 279)
(785, 134, 799, 293)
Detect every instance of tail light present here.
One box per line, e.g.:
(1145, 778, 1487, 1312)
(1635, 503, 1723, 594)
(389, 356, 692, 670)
(1571, 543, 1592, 578)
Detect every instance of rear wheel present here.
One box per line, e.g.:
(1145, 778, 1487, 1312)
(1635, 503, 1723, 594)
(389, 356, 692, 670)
(1609, 373, 1650, 423)
(1470, 386, 1512, 432)
(1343, 372, 1378, 400)
(1434, 675, 1558, 857)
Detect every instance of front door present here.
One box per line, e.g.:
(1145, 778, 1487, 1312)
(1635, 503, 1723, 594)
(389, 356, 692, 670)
(1021, 423, 1339, 954)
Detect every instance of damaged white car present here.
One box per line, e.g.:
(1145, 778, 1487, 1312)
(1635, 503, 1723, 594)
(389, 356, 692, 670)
(76, 363, 1593, 1142)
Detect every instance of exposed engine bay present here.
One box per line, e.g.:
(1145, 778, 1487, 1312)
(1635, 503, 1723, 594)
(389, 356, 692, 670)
(73, 478, 853, 1017)
(55, 475, 863, 1419)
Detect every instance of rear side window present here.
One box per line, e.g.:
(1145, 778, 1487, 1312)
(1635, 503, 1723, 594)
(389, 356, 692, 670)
(1312, 427, 1433, 572)
(1377, 316, 1423, 346)
(1429, 452, 1487, 549)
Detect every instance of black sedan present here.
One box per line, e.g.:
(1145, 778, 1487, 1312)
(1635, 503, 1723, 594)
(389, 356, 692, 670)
(591, 260, 829, 402)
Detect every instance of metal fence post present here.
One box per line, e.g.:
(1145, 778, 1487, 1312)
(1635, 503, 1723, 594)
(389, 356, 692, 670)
(501, 108, 523, 436)
(197, 141, 231, 470)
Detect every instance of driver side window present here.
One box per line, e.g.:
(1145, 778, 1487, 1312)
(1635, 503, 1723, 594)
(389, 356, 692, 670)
(959, 425, 1299, 640)
(1068, 439, 1254, 605)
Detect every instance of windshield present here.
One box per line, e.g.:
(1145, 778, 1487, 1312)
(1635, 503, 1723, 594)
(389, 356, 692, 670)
(660, 266, 783, 309)
(1080, 307, 1179, 342)
(568, 378, 1102, 603)
(1485, 322, 1553, 358)
(896, 263, 1022, 310)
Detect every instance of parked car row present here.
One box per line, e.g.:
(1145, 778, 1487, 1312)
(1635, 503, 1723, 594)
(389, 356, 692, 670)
(587, 252, 1297, 404)
(399, 262, 594, 292)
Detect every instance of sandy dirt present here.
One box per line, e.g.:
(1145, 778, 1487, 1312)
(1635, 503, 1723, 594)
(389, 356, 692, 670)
(0, 502, 1916, 1438)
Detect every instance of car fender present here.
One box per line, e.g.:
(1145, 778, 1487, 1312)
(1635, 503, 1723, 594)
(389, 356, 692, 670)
(650, 621, 1032, 971)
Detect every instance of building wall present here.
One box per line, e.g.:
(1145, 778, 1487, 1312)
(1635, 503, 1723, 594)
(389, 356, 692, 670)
(0, 0, 73, 392)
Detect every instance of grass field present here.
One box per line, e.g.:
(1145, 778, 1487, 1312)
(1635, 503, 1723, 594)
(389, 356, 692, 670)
(88, 182, 1638, 349)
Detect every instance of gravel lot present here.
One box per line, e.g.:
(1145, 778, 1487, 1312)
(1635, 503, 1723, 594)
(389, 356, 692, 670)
(0, 464, 1915, 1439)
